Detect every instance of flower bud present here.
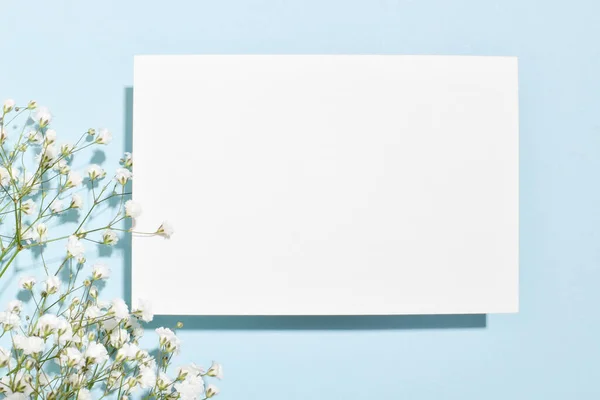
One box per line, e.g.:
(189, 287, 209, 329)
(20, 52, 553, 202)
(25, 359, 35, 370)
(27, 100, 37, 110)
(3, 99, 15, 113)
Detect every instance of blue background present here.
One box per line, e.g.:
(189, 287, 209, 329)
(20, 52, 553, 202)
(2, 0, 600, 398)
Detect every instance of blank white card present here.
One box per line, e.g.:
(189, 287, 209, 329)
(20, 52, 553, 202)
(132, 55, 519, 315)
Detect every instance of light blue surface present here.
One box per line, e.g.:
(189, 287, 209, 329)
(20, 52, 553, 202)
(2, 0, 600, 398)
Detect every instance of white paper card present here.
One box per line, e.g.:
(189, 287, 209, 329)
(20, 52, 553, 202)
(132, 55, 519, 315)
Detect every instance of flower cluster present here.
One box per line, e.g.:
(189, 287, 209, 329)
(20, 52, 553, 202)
(0, 99, 221, 399)
(0, 99, 173, 280)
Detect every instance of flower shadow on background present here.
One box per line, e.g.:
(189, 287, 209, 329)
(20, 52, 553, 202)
(122, 87, 487, 331)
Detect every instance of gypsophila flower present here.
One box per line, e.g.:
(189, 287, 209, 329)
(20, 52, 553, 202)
(175, 374, 205, 400)
(19, 276, 36, 290)
(44, 275, 61, 295)
(115, 168, 132, 185)
(91, 263, 110, 280)
(86, 164, 105, 180)
(3, 99, 15, 113)
(206, 384, 220, 398)
(66, 235, 85, 258)
(59, 347, 83, 369)
(50, 199, 64, 213)
(27, 130, 43, 144)
(70, 193, 83, 208)
(53, 159, 70, 175)
(120, 152, 133, 168)
(44, 129, 57, 144)
(0, 166, 11, 186)
(96, 128, 112, 144)
(35, 314, 59, 337)
(0, 347, 10, 367)
(61, 143, 74, 156)
(207, 361, 223, 379)
(77, 388, 92, 400)
(21, 199, 36, 215)
(102, 229, 119, 245)
(110, 298, 129, 321)
(6, 300, 23, 314)
(84, 342, 108, 365)
(35, 223, 48, 243)
(125, 200, 142, 218)
(157, 221, 174, 238)
(0, 311, 20, 331)
(65, 171, 83, 188)
(109, 328, 130, 348)
(36, 107, 52, 127)
(156, 327, 181, 354)
(133, 299, 153, 322)
(13, 334, 44, 355)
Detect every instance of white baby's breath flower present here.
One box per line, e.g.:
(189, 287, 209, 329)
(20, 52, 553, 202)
(0, 311, 20, 331)
(175, 374, 205, 400)
(84, 342, 108, 365)
(55, 317, 73, 345)
(125, 317, 144, 338)
(35, 223, 48, 243)
(21, 199, 36, 215)
(77, 388, 92, 400)
(116, 342, 140, 362)
(65, 171, 83, 188)
(6, 300, 23, 314)
(110, 298, 129, 321)
(0, 167, 11, 186)
(120, 152, 133, 168)
(35, 314, 59, 337)
(109, 328, 130, 348)
(59, 347, 83, 368)
(53, 159, 70, 175)
(50, 199, 64, 213)
(13, 334, 44, 355)
(156, 372, 172, 391)
(36, 107, 52, 127)
(0, 346, 10, 367)
(40, 144, 58, 164)
(207, 361, 223, 379)
(124, 200, 142, 218)
(177, 363, 205, 380)
(156, 327, 181, 354)
(19, 276, 36, 290)
(27, 130, 42, 144)
(44, 275, 61, 295)
(115, 168, 132, 185)
(66, 236, 85, 258)
(96, 128, 112, 144)
(206, 384, 220, 398)
(84, 305, 102, 321)
(133, 299, 153, 322)
(86, 164, 105, 181)
(139, 365, 157, 389)
(61, 143, 74, 156)
(3, 99, 15, 113)
(102, 229, 119, 246)
(157, 221, 174, 238)
(91, 263, 110, 280)
(70, 193, 83, 209)
(44, 129, 57, 144)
